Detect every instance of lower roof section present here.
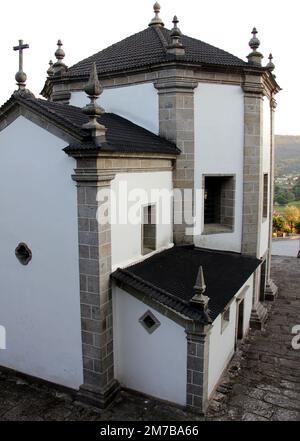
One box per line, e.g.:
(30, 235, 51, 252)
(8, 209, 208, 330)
(111, 245, 261, 323)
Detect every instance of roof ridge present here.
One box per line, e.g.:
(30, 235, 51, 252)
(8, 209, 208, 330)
(151, 26, 169, 53)
(116, 267, 191, 306)
(68, 28, 152, 74)
(33, 98, 86, 136)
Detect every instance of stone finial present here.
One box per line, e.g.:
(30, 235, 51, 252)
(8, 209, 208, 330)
(247, 27, 263, 66)
(167, 15, 185, 56)
(149, 2, 164, 27)
(266, 53, 275, 72)
(53, 40, 68, 74)
(82, 62, 106, 140)
(190, 266, 210, 311)
(47, 60, 54, 76)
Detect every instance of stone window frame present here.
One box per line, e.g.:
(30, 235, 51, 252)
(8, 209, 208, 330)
(139, 310, 161, 335)
(262, 173, 269, 220)
(141, 203, 157, 256)
(202, 174, 236, 235)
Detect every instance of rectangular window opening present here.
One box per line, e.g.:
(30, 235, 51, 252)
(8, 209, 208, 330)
(203, 175, 235, 234)
(142, 204, 156, 255)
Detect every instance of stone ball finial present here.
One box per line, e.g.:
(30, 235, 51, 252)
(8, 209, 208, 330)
(149, 2, 164, 27)
(82, 62, 106, 140)
(249, 27, 260, 52)
(15, 70, 27, 85)
(47, 60, 54, 76)
(267, 53, 275, 72)
(170, 16, 182, 38)
(167, 15, 185, 55)
(247, 27, 263, 66)
(55, 40, 65, 61)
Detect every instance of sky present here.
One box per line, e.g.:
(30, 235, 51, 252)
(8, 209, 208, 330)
(1, 0, 299, 135)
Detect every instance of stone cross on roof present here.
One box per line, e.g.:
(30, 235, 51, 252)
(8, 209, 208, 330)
(13, 39, 29, 90)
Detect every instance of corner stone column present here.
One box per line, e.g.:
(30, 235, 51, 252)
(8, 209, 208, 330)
(242, 79, 267, 329)
(72, 158, 119, 407)
(155, 79, 197, 244)
(265, 97, 278, 301)
(186, 322, 210, 414)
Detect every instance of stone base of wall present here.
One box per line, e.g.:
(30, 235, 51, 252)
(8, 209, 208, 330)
(264, 279, 278, 302)
(77, 379, 120, 409)
(250, 301, 268, 330)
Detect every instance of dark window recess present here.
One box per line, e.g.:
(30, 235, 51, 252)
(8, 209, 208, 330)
(15, 242, 32, 266)
(143, 315, 156, 329)
(263, 174, 268, 218)
(204, 176, 235, 233)
(139, 310, 161, 334)
(142, 204, 156, 255)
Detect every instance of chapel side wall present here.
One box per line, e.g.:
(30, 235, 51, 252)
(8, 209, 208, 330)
(194, 83, 244, 252)
(69, 83, 159, 134)
(0, 116, 83, 389)
(112, 286, 187, 405)
(207, 275, 254, 396)
(110, 171, 173, 269)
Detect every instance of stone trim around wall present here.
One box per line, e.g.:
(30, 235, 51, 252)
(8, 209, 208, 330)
(47, 65, 269, 103)
(186, 322, 211, 414)
(155, 79, 197, 245)
(72, 160, 119, 408)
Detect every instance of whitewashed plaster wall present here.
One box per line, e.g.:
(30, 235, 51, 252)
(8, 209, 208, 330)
(70, 83, 159, 135)
(194, 83, 244, 252)
(113, 286, 187, 405)
(259, 97, 271, 257)
(0, 116, 83, 389)
(111, 171, 173, 269)
(207, 275, 254, 396)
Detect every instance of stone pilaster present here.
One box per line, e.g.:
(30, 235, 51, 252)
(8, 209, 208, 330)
(265, 98, 278, 301)
(242, 75, 267, 328)
(186, 322, 210, 414)
(72, 158, 119, 407)
(155, 79, 197, 244)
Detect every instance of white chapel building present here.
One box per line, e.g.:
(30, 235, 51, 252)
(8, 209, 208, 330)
(0, 4, 280, 414)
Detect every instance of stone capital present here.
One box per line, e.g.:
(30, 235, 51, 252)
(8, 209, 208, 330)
(71, 169, 115, 187)
(155, 79, 198, 94)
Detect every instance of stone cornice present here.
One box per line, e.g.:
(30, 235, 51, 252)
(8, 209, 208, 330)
(72, 168, 115, 186)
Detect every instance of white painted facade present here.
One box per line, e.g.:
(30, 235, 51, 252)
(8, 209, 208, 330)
(0, 116, 83, 389)
(207, 275, 254, 396)
(193, 83, 244, 253)
(259, 97, 271, 257)
(111, 171, 173, 269)
(113, 286, 187, 405)
(70, 83, 159, 134)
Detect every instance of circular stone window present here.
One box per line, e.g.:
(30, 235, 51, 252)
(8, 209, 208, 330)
(15, 242, 32, 266)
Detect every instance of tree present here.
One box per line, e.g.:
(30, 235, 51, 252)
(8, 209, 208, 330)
(276, 193, 288, 205)
(283, 205, 300, 232)
(272, 215, 285, 233)
(293, 176, 300, 200)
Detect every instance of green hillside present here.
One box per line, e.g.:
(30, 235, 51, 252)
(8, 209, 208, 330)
(275, 135, 300, 176)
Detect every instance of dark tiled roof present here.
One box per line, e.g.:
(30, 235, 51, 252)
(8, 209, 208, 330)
(112, 245, 261, 323)
(1, 93, 179, 155)
(66, 26, 248, 78)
